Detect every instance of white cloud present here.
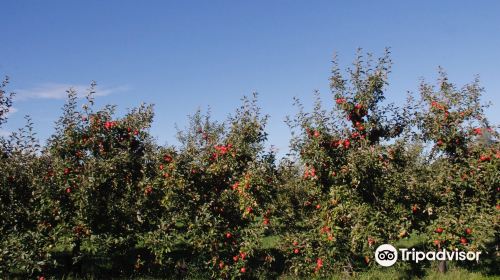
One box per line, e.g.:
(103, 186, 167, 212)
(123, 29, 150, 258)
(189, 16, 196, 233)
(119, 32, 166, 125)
(14, 83, 128, 101)
(5, 107, 18, 117)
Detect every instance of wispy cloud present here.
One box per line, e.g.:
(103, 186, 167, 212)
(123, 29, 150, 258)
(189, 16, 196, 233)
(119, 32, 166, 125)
(14, 83, 128, 101)
(5, 107, 18, 117)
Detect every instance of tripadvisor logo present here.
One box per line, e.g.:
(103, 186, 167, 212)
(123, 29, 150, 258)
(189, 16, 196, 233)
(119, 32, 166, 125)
(374, 244, 481, 267)
(375, 244, 398, 267)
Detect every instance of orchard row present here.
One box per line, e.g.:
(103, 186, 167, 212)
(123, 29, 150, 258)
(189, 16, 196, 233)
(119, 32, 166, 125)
(1, 52, 498, 279)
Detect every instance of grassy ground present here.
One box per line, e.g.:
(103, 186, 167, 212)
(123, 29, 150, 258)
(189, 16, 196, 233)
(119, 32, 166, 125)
(20, 235, 499, 279)
(274, 267, 498, 280)
(52, 267, 498, 279)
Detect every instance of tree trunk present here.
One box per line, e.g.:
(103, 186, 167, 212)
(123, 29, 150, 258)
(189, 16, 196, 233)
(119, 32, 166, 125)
(72, 238, 82, 274)
(438, 260, 447, 273)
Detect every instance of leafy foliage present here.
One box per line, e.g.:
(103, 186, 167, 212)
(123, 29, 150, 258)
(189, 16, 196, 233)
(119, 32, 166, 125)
(0, 53, 498, 279)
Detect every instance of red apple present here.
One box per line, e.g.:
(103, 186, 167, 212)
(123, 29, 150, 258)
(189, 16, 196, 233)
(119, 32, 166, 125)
(368, 237, 375, 246)
(480, 155, 491, 162)
(310, 168, 316, 177)
(316, 258, 323, 268)
(104, 121, 113, 129)
(343, 139, 351, 149)
(164, 155, 173, 162)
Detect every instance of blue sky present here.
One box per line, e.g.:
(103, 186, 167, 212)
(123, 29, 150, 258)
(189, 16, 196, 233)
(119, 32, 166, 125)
(1, 1, 499, 154)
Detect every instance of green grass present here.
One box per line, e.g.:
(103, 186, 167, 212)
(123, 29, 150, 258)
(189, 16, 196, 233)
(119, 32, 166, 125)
(354, 268, 495, 280)
(423, 268, 494, 280)
(45, 266, 500, 280)
(275, 267, 499, 280)
(22, 235, 499, 279)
